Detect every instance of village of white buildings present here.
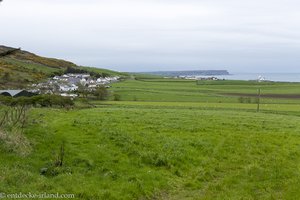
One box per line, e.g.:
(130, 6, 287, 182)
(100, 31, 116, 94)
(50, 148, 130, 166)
(31, 73, 120, 98)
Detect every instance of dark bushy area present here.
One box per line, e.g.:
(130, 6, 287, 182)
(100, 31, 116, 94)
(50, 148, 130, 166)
(65, 67, 110, 78)
(0, 95, 74, 108)
(93, 86, 109, 100)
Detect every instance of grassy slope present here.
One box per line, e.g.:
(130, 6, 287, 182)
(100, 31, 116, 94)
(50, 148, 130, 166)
(1, 105, 300, 199)
(1, 79, 300, 199)
(78, 66, 127, 77)
(0, 46, 126, 89)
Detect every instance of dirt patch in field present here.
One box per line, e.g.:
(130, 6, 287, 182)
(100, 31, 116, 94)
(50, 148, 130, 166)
(222, 93, 300, 99)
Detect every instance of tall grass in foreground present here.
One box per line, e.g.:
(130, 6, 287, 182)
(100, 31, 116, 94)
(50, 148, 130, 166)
(1, 105, 300, 199)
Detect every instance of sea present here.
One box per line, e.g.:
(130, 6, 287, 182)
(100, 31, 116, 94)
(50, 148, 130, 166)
(202, 73, 300, 83)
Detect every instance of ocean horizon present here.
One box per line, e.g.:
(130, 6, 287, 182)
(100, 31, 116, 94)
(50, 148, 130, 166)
(203, 73, 300, 82)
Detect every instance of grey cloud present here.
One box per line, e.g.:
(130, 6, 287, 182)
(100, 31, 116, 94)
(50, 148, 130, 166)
(1, 0, 300, 72)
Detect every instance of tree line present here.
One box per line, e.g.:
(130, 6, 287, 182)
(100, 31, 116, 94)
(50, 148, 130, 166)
(0, 95, 74, 108)
(64, 67, 110, 78)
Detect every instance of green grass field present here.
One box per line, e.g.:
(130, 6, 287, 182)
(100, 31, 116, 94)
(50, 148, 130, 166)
(1, 78, 300, 199)
(109, 78, 300, 103)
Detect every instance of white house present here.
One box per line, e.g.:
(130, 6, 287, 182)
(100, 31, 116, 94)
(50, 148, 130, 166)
(59, 84, 78, 92)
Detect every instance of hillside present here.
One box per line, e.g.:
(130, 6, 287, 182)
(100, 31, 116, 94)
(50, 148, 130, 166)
(0, 45, 126, 89)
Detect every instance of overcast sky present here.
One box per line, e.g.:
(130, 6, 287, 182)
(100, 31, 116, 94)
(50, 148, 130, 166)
(1, 0, 300, 72)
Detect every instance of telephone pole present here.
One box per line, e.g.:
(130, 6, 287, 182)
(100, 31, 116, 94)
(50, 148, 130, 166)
(257, 88, 261, 112)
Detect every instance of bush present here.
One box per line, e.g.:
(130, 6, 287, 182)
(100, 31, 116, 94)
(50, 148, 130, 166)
(238, 97, 251, 104)
(238, 97, 244, 103)
(113, 93, 121, 101)
(0, 95, 74, 108)
(93, 86, 109, 100)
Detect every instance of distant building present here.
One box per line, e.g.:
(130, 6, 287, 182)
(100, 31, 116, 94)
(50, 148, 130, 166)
(197, 77, 219, 81)
(0, 90, 36, 97)
(32, 73, 120, 95)
(60, 93, 78, 98)
(258, 75, 267, 82)
(59, 84, 78, 92)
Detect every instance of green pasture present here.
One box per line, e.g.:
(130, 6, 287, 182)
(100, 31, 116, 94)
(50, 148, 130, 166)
(110, 78, 300, 104)
(1, 78, 300, 199)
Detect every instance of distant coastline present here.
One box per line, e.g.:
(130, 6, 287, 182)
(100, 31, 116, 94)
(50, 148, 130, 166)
(136, 70, 300, 82)
(202, 73, 300, 83)
(139, 70, 230, 77)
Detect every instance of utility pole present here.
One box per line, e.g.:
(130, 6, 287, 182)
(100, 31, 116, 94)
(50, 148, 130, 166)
(257, 88, 261, 112)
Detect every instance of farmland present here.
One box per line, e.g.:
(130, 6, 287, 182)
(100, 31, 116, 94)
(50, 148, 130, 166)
(110, 78, 300, 104)
(1, 78, 300, 199)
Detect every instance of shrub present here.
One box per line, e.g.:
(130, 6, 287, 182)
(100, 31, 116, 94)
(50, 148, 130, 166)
(0, 95, 74, 108)
(238, 97, 244, 103)
(238, 97, 252, 104)
(94, 86, 109, 100)
(113, 93, 121, 101)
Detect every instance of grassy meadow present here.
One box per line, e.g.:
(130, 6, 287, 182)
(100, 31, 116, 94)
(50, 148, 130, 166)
(110, 78, 300, 104)
(1, 78, 300, 199)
